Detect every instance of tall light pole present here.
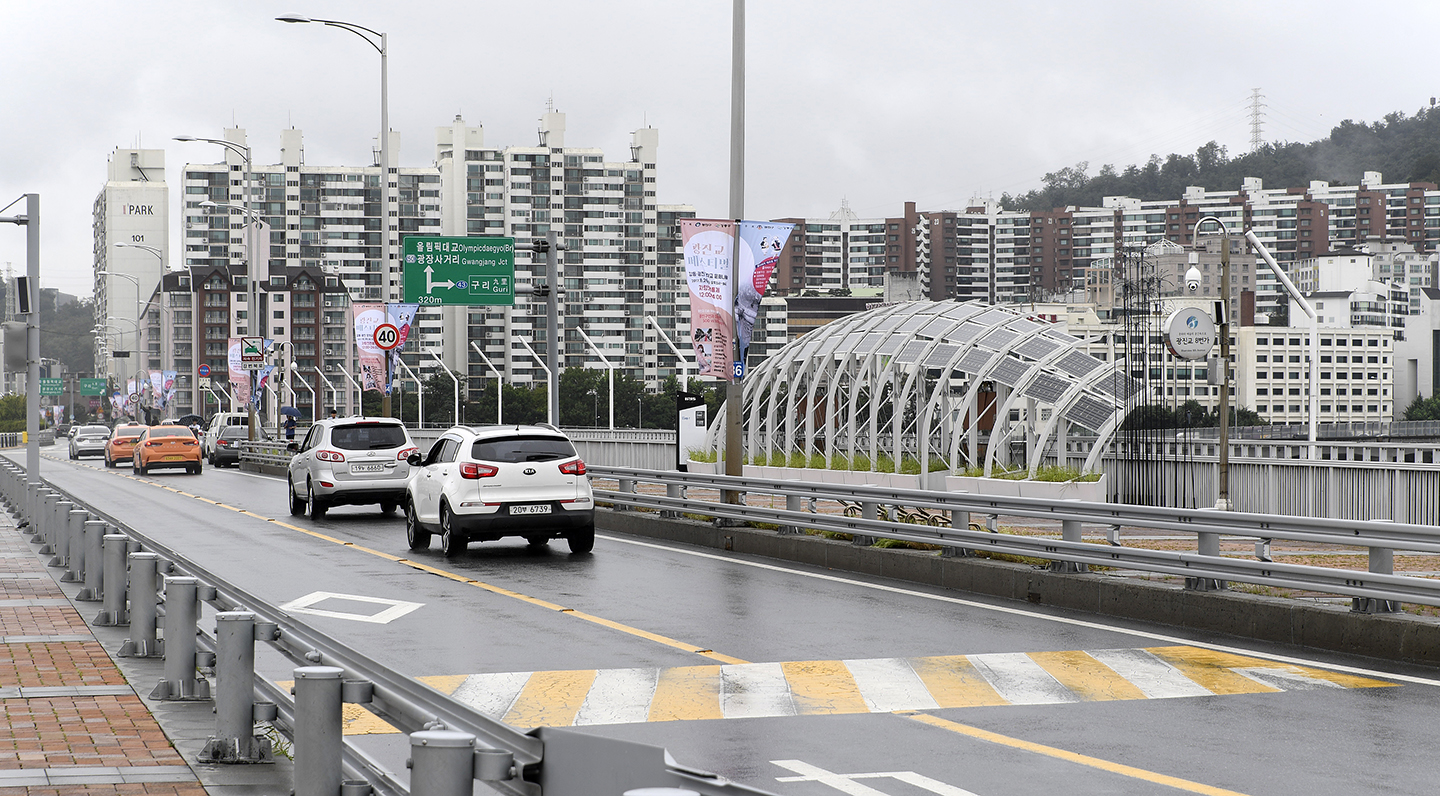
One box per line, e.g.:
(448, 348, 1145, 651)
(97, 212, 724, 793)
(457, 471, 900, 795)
(1193, 216, 1231, 511)
(176, 136, 259, 441)
(97, 268, 141, 395)
(724, 0, 746, 499)
(277, 14, 392, 418)
(2, 194, 40, 526)
(113, 244, 172, 414)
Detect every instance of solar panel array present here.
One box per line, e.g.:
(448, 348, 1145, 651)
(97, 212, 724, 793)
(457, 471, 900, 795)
(1023, 372, 1070, 404)
(895, 340, 930, 364)
(1055, 350, 1105, 379)
(990, 356, 1031, 387)
(982, 327, 1019, 349)
(1014, 335, 1060, 361)
(1064, 395, 1117, 432)
(948, 323, 986, 343)
(923, 343, 961, 367)
(958, 349, 994, 375)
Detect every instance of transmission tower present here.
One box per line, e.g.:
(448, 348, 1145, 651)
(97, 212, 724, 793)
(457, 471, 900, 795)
(1248, 88, 1267, 152)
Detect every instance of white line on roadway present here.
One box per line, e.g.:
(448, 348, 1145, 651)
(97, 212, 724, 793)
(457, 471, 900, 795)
(599, 534, 1440, 688)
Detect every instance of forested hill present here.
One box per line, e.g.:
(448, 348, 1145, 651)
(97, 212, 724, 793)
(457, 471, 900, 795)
(1002, 104, 1440, 212)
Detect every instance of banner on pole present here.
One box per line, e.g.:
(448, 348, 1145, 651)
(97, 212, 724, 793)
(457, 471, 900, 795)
(386, 302, 419, 394)
(735, 221, 794, 363)
(680, 219, 736, 380)
(351, 302, 387, 393)
(227, 338, 251, 408)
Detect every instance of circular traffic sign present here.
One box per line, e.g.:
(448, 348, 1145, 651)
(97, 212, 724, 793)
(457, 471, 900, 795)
(373, 323, 402, 351)
(197, 364, 211, 377)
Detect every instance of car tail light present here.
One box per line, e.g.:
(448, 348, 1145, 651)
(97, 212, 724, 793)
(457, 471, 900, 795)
(146, 440, 162, 447)
(558, 459, 587, 476)
(460, 462, 498, 480)
(316, 450, 346, 463)
(217, 440, 230, 447)
(398, 447, 418, 461)
(182, 440, 196, 446)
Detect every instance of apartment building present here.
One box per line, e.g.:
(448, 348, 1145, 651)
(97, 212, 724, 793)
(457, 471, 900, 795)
(93, 148, 168, 382)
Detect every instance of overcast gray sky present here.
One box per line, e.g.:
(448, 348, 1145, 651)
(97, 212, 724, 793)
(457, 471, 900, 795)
(4, 0, 1438, 295)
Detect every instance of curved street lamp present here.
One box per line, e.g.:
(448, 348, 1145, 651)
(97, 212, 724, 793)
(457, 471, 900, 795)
(1192, 216, 1231, 512)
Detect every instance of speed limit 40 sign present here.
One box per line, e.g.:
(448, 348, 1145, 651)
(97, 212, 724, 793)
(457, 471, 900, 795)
(373, 323, 402, 351)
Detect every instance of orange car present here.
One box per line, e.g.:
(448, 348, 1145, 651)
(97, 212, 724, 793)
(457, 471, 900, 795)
(103, 425, 147, 468)
(132, 427, 204, 475)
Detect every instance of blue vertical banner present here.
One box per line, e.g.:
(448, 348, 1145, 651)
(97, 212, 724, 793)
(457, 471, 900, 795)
(734, 221, 795, 363)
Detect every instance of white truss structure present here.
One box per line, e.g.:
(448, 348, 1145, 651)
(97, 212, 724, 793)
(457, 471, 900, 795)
(704, 300, 1144, 476)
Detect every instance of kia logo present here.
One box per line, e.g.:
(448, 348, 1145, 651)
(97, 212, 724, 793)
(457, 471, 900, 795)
(523, 468, 536, 476)
(1186, 315, 1199, 328)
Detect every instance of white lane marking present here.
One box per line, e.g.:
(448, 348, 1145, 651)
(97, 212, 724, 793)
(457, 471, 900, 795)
(721, 662, 797, 718)
(967, 653, 1077, 705)
(1233, 667, 1346, 691)
(1084, 648, 1213, 699)
(573, 667, 659, 726)
(278, 591, 423, 624)
(844, 657, 939, 712)
(600, 534, 1440, 688)
(772, 760, 982, 796)
(451, 672, 529, 718)
(229, 469, 285, 482)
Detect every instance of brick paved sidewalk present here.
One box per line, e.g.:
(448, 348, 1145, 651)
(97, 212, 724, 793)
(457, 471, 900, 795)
(0, 511, 203, 795)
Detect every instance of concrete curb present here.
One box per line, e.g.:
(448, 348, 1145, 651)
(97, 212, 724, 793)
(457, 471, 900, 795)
(598, 508, 1440, 668)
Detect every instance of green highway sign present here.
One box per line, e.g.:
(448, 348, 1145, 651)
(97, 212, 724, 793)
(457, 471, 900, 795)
(39, 378, 61, 396)
(80, 378, 107, 396)
(402, 236, 515, 306)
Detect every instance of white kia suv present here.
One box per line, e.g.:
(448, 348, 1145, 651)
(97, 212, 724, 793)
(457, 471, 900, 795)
(405, 425, 595, 556)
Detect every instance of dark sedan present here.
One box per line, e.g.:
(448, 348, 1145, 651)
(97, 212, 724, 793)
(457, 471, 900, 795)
(210, 426, 272, 467)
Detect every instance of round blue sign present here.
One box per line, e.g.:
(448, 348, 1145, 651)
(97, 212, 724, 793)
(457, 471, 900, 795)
(197, 364, 211, 377)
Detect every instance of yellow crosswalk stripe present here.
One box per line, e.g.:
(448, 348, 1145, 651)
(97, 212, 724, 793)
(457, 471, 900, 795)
(782, 660, 870, 715)
(909, 654, 1008, 707)
(649, 665, 723, 722)
(1028, 650, 1148, 701)
(504, 669, 597, 727)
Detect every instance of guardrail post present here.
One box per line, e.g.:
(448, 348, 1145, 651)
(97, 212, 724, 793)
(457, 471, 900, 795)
(61, 508, 88, 580)
(662, 482, 681, 518)
(119, 553, 163, 657)
(28, 487, 50, 545)
(94, 534, 130, 626)
(1186, 513, 1227, 591)
(293, 666, 345, 796)
(41, 494, 63, 559)
(200, 612, 274, 763)
(151, 576, 211, 700)
(781, 482, 803, 535)
(75, 520, 108, 600)
(616, 478, 633, 512)
(1050, 500, 1088, 573)
(409, 730, 477, 796)
(942, 504, 971, 557)
(1353, 540, 1400, 614)
(854, 490, 877, 546)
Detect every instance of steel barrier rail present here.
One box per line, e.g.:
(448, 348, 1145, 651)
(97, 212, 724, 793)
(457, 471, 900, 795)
(595, 465, 1440, 555)
(239, 441, 295, 468)
(10, 460, 774, 796)
(591, 465, 1440, 608)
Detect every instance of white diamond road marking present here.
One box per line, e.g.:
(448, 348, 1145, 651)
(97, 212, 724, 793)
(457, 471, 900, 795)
(278, 591, 423, 624)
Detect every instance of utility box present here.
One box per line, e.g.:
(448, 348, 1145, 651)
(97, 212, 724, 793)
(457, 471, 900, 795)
(676, 391, 706, 471)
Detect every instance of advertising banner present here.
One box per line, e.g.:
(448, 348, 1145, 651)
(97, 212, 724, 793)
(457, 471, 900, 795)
(680, 219, 736, 379)
(149, 372, 165, 408)
(735, 221, 795, 362)
(386, 302, 419, 393)
(227, 338, 251, 408)
(254, 365, 276, 408)
(162, 371, 177, 408)
(351, 302, 387, 393)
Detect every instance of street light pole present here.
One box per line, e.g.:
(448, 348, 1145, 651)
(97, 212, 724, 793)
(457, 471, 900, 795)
(724, 0, 746, 498)
(176, 136, 258, 440)
(277, 15, 391, 418)
(1194, 216, 1231, 511)
(0, 194, 40, 526)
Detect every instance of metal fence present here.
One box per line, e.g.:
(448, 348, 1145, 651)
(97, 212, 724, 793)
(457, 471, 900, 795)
(592, 464, 1440, 611)
(0, 457, 773, 796)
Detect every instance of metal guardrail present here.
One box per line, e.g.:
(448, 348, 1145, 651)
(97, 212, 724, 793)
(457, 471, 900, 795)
(0, 458, 775, 796)
(239, 440, 296, 469)
(591, 465, 1439, 611)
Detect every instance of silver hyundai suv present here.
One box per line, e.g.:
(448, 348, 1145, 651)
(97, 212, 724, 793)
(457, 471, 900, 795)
(404, 424, 595, 556)
(287, 417, 417, 519)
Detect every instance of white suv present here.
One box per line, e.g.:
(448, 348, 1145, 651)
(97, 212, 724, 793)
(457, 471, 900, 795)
(287, 417, 417, 519)
(405, 425, 595, 556)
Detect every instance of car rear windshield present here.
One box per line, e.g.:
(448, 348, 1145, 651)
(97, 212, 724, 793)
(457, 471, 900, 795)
(78, 426, 109, 437)
(220, 427, 268, 440)
(115, 428, 145, 439)
(471, 435, 577, 463)
(330, 424, 408, 450)
(148, 428, 194, 438)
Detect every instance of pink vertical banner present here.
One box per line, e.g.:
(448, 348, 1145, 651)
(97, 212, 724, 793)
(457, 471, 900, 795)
(227, 338, 251, 408)
(351, 302, 387, 392)
(681, 219, 736, 379)
(735, 221, 794, 362)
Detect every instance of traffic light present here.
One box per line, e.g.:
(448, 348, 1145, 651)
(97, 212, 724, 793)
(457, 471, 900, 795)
(532, 238, 550, 254)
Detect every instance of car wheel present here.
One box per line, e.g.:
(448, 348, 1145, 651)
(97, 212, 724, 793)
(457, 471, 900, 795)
(288, 479, 305, 516)
(566, 524, 595, 554)
(104, 456, 113, 469)
(380, 501, 397, 516)
(406, 501, 431, 551)
(68, 449, 76, 460)
(193, 461, 203, 475)
(439, 502, 465, 558)
(307, 479, 327, 520)
(134, 459, 144, 476)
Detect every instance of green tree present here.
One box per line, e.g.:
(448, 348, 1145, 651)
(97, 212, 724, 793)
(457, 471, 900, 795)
(1403, 393, 1440, 421)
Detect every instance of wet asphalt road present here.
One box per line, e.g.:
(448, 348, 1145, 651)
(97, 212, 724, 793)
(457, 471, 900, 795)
(23, 450, 1440, 796)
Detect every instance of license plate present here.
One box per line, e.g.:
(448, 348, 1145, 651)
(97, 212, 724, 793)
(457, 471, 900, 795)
(164, 456, 183, 461)
(351, 463, 385, 474)
(510, 504, 551, 515)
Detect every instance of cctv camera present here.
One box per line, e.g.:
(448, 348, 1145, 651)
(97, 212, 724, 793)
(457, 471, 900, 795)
(1184, 265, 1202, 294)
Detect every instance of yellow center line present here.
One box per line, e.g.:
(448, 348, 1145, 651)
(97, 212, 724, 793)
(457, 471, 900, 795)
(52, 452, 745, 663)
(903, 713, 1255, 796)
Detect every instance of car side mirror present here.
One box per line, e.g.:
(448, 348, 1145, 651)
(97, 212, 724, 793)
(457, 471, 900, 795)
(286, 442, 299, 452)
(406, 452, 423, 466)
